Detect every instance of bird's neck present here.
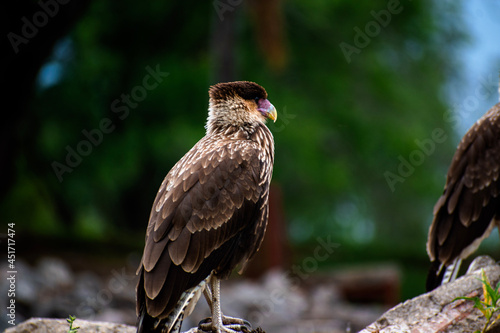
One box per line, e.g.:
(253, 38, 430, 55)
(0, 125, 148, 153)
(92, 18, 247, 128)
(206, 122, 254, 139)
(206, 121, 274, 152)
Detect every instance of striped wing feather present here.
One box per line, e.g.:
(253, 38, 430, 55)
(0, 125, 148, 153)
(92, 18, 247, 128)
(428, 103, 500, 266)
(137, 135, 270, 319)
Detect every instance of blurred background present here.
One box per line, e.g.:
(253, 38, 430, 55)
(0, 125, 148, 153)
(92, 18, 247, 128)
(2, 0, 500, 331)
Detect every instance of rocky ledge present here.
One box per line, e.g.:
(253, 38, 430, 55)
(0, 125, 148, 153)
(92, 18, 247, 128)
(4, 317, 136, 333)
(6, 256, 500, 333)
(4, 317, 266, 333)
(361, 255, 500, 333)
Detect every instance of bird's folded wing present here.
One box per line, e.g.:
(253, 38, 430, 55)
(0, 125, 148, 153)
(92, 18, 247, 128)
(139, 136, 271, 318)
(428, 104, 500, 265)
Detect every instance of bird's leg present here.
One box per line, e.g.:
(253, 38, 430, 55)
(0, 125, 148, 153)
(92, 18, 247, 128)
(442, 258, 462, 285)
(203, 285, 250, 324)
(197, 278, 252, 333)
(203, 285, 213, 308)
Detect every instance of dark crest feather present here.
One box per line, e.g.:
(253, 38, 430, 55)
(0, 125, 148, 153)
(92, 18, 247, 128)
(209, 81, 268, 102)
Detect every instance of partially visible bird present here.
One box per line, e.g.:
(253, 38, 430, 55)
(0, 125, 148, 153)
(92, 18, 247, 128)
(136, 81, 277, 332)
(426, 102, 500, 291)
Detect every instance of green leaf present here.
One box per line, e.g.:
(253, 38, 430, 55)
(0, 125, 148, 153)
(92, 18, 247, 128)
(482, 278, 500, 307)
(67, 315, 80, 333)
(454, 296, 478, 302)
(495, 280, 500, 292)
(455, 296, 488, 316)
(481, 270, 493, 306)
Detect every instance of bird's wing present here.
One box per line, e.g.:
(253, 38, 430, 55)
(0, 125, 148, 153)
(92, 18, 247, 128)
(427, 103, 500, 266)
(138, 135, 272, 318)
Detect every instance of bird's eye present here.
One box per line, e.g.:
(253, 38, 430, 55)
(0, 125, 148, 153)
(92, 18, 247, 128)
(254, 97, 260, 104)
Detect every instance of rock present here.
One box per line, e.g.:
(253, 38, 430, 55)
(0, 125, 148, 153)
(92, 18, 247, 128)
(93, 308, 137, 325)
(466, 255, 496, 274)
(331, 263, 400, 306)
(37, 257, 73, 289)
(219, 269, 309, 330)
(0, 257, 388, 332)
(360, 255, 500, 333)
(4, 317, 136, 333)
(73, 271, 104, 302)
(12, 260, 38, 305)
(6, 318, 268, 333)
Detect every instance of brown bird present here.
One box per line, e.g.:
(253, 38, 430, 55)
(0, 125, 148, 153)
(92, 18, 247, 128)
(426, 102, 500, 291)
(136, 81, 277, 333)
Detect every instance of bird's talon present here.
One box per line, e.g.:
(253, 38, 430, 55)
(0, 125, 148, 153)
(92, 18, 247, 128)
(198, 321, 251, 333)
(198, 322, 213, 332)
(225, 324, 251, 333)
(224, 320, 251, 328)
(218, 326, 242, 333)
(198, 317, 212, 325)
(221, 316, 252, 329)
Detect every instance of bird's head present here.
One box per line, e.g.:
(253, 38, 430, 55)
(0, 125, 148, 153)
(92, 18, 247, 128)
(207, 81, 277, 134)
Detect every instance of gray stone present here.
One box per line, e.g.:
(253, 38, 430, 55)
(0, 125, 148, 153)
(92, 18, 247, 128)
(37, 257, 73, 289)
(4, 317, 136, 333)
(5, 318, 271, 333)
(360, 255, 500, 333)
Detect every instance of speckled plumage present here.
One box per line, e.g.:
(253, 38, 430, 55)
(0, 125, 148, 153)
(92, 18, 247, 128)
(136, 81, 275, 332)
(426, 103, 500, 291)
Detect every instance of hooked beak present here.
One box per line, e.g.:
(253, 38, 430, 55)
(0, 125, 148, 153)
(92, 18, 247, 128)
(258, 99, 277, 122)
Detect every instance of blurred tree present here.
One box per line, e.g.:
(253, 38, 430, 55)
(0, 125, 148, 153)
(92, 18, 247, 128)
(2, 0, 91, 221)
(3, 0, 465, 266)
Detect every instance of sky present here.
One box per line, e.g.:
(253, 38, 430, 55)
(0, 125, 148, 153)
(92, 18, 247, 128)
(449, 0, 500, 136)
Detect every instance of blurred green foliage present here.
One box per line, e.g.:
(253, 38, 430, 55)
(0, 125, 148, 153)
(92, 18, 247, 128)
(5, 0, 466, 277)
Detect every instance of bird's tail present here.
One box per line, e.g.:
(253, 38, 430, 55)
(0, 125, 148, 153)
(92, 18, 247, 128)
(136, 269, 173, 333)
(136, 276, 210, 333)
(426, 261, 445, 291)
(426, 258, 462, 292)
(136, 307, 162, 333)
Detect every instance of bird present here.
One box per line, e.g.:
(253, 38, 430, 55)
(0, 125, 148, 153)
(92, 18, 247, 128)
(426, 102, 500, 291)
(136, 81, 277, 333)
